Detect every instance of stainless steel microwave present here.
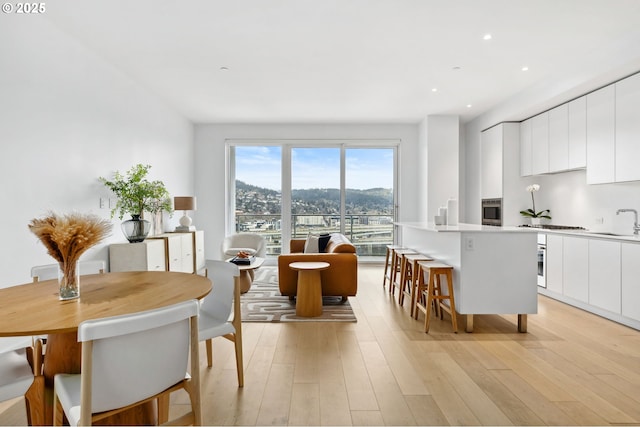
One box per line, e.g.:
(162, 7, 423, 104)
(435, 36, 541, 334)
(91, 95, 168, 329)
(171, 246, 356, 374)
(482, 198, 502, 226)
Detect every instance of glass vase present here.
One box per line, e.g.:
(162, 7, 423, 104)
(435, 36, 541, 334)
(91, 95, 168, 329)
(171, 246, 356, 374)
(122, 214, 151, 243)
(58, 260, 80, 300)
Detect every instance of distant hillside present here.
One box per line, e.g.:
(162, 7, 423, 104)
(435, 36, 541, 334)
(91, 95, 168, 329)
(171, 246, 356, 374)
(235, 180, 392, 215)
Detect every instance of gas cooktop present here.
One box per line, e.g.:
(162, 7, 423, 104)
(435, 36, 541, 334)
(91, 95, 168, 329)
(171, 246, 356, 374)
(518, 224, 586, 230)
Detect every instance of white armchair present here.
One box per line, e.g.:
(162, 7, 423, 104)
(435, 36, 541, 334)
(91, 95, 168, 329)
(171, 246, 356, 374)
(221, 233, 266, 259)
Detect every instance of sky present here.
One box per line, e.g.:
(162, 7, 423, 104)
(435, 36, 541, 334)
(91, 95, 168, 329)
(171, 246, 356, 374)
(235, 146, 394, 191)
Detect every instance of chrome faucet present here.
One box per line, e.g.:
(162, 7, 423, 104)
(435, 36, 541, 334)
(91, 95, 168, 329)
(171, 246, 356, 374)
(616, 208, 640, 235)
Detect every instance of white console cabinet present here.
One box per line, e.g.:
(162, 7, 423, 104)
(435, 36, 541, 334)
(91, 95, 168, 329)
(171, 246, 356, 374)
(149, 231, 205, 274)
(110, 230, 205, 274)
(109, 239, 166, 272)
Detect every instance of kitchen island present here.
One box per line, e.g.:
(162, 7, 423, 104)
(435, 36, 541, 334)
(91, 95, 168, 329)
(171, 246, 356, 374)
(396, 222, 538, 332)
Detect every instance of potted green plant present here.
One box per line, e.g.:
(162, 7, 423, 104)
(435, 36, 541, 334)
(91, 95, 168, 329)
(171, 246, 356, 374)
(520, 184, 551, 225)
(100, 164, 172, 242)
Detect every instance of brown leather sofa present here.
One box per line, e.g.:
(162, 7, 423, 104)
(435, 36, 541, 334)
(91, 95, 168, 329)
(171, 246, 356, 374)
(277, 233, 358, 301)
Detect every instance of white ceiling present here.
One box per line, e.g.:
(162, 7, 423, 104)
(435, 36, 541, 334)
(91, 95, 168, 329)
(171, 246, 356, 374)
(45, 0, 640, 124)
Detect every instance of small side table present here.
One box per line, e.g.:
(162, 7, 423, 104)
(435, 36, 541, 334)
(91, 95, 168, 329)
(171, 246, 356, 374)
(289, 261, 330, 317)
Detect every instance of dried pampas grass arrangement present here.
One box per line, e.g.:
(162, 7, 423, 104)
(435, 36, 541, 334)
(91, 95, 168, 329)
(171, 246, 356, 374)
(29, 212, 112, 298)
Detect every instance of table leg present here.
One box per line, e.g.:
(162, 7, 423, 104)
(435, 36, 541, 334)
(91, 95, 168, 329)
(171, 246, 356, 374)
(239, 270, 253, 293)
(517, 314, 528, 333)
(296, 270, 323, 317)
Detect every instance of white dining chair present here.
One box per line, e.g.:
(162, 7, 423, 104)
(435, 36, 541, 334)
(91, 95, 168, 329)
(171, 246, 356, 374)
(78, 260, 106, 275)
(0, 336, 42, 403)
(30, 264, 58, 282)
(200, 260, 244, 387)
(31, 261, 105, 283)
(52, 299, 202, 426)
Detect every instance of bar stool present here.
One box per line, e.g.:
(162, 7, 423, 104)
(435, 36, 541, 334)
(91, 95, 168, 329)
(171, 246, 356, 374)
(414, 261, 458, 333)
(382, 245, 404, 289)
(389, 249, 417, 297)
(398, 253, 433, 316)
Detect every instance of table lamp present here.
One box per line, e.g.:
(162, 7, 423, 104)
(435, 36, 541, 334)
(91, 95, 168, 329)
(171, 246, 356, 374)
(174, 196, 197, 232)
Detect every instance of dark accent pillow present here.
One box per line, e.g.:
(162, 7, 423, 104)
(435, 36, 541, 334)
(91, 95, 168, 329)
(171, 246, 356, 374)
(318, 233, 331, 253)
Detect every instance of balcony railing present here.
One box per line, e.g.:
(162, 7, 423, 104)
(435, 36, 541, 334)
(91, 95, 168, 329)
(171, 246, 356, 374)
(235, 213, 394, 258)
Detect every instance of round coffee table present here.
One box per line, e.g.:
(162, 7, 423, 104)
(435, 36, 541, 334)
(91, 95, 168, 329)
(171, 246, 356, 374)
(289, 261, 330, 317)
(229, 257, 265, 293)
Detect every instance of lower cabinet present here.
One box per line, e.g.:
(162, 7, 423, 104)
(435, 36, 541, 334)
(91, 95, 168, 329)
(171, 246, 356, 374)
(622, 243, 640, 322)
(541, 233, 639, 330)
(563, 237, 589, 303)
(588, 239, 621, 313)
(546, 234, 563, 294)
(109, 239, 166, 272)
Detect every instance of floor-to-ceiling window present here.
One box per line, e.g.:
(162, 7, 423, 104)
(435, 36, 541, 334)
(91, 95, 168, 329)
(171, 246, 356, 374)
(229, 141, 397, 260)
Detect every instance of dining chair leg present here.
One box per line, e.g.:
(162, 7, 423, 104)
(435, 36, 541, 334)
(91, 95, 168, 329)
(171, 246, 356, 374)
(206, 338, 214, 367)
(234, 334, 244, 387)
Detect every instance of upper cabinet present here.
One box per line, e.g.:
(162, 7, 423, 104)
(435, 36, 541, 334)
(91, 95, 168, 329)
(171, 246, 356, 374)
(531, 112, 549, 175)
(481, 124, 503, 199)
(615, 72, 640, 182)
(548, 104, 569, 172)
(481, 123, 519, 200)
(520, 98, 587, 176)
(586, 85, 616, 184)
(585, 72, 640, 184)
(567, 97, 587, 170)
(519, 118, 532, 177)
(517, 71, 640, 182)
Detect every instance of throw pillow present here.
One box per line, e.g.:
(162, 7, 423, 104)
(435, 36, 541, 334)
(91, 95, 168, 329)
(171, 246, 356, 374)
(304, 233, 320, 253)
(318, 233, 331, 253)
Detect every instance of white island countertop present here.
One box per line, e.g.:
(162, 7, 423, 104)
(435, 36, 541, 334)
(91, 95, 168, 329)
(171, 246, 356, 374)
(395, 221, 537, 332)
(395, 222, 536, 233)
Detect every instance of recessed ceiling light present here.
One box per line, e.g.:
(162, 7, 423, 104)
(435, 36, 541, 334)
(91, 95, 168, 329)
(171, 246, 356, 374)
(220, 66, 229, 71)
(483, 34, 492, 40)
(432, 88, 438, 92)
(467, 104, 472, 108)
(521, 66, 529, 71)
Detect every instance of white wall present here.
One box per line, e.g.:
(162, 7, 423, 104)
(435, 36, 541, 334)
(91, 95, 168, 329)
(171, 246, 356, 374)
(418, 115, 460, 221)
(0, 16, 194, 286)
(193, 123, 419, 258)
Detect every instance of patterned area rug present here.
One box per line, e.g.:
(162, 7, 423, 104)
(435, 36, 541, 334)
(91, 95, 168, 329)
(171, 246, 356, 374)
(241, 266, 357, 322)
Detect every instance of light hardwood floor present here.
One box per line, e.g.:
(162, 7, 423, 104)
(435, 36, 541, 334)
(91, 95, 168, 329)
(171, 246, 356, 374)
(2, 264, 640, 426)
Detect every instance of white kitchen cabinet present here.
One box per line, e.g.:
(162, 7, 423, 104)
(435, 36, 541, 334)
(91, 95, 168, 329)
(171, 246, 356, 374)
(531, 112, 549, 175)
(520, 118, 532, 177)
(548, 104, 569, 173)
(563, 237, 589, 303)
(588, 239, 621, 313)
(480, 124, 503, 199)
(615, 72, 640, 183)
(586, 85, 615, 184)
(546, 234, 563, 294)
(622, 243, 640, 322)
(109, 239, 166, 272)
(568, 96, 587, 169)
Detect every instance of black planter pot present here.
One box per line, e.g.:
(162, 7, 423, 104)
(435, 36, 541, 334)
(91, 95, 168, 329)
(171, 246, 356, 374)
(121, 214, 151, 243)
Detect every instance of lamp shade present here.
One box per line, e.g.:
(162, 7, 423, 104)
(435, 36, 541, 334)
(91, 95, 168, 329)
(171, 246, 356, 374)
(174, 196, 197, 211)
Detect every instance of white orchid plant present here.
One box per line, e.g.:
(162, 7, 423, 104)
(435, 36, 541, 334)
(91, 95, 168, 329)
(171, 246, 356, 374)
(520, 184, 551, 219)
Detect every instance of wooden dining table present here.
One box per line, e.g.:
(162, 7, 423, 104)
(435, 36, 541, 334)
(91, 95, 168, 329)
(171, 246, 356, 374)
(0, 270, 212, 426)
